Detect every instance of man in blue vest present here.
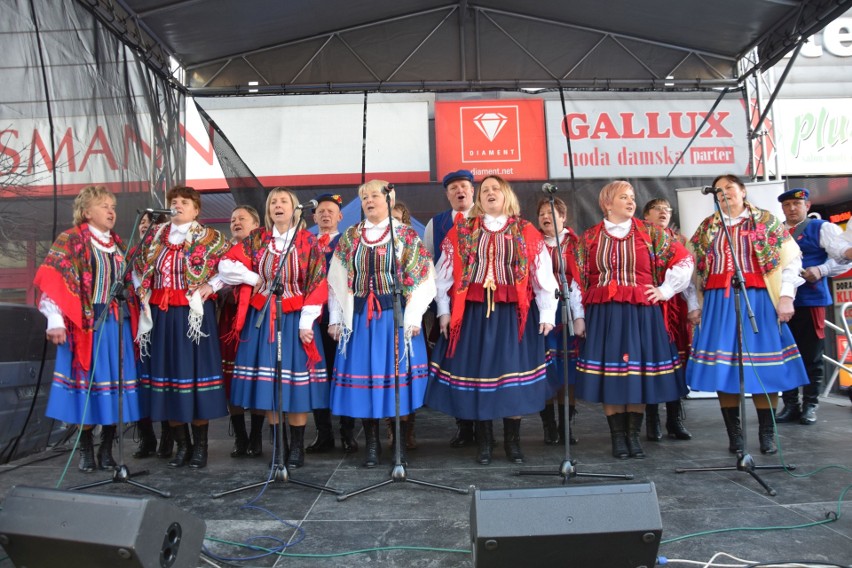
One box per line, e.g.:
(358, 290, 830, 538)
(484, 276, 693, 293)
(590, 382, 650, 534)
(424, 169, 477, 447)
(777, 188, 849, 425)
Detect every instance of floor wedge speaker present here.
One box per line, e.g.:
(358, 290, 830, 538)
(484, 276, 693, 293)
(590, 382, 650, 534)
(0, 486, 206, 568)
(471, 482, 661, 568)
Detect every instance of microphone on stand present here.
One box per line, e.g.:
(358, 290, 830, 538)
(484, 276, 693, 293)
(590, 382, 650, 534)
(296, 199, 319, 210)
(382, 183, 396, 195)
(701, 186, 722, 195)
(138, 207, 177, 216)
(541, 183, 558, 194)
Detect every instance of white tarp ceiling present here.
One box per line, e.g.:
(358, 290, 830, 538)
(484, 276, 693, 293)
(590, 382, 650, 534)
(86, 0, 852, 95)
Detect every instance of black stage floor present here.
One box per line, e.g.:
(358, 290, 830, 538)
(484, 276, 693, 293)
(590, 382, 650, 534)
(1, 396, 851, 567)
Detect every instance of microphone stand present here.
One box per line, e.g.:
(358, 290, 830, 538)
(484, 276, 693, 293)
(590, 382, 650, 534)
(213, 209, 340, 498)
(338, 190, 468, 501)
(675, 194, 792, 496)
(71, 212, 170, 497)
(519, 193, 632, 484)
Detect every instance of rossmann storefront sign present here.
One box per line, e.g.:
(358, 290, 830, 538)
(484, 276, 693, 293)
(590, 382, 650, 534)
(544, 99, 750, 178)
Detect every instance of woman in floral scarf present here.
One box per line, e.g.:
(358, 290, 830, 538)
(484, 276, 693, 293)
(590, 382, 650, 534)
(686, 174, 808, 455)
(35, 185, 142, 472)
(135, 186, 230, 469)
(426, 175, 557, 466)
(327, 180, 435, 469)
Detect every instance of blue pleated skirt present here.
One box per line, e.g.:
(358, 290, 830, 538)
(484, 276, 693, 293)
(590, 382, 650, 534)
(330, 302, 429, 419)
(425, 302, 549, 421)
(575, 302, 686, 405)
(230, 306, 329, 412)
(140, 301, 227, 422)
(545, 299, 580, 395)
(687, 288, 809, 394)
(46, 304, 141, 425)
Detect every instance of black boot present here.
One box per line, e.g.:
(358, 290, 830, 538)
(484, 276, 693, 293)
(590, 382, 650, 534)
(247, 414, 264, 457)
(156, 420, 174, 458)
(270, 423, 287, 467)
(133, 419, 157, 458)
(775, 398, 801, 423)
(756, 408, 777, 454)
(450, 419, 475, 447)
(78, 428, 96, 473)
(306, 408, 335, 453)
(606, 413, 629, 459)
(665, 400, 692, 440)
(502, 418, 524, 464)
(645, 404, 662, 442)
(97, 425, 117, 469)
(168, 424, 192, 468)
(189, 424, 209, 469)
(362, 419, 381, 468)
(340, 416, 359, 454)
(475, 420, 493, 465)
(720, 407, 743, 454)
(562, 405, 579, 445)
(390, 421, 408, 465)
(287, 425, 306, 468)
(799, 403, 818, 425)
(230, 414, 249, 458)
(539, 403, 560, 446)
(406, 413, 418, 450)
(626, 412, 646, 458)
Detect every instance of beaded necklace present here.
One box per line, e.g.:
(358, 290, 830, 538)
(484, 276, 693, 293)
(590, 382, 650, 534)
(88, 229, 115, 249)
(159, 224, 185, 252)
(360, 222, 391, 245)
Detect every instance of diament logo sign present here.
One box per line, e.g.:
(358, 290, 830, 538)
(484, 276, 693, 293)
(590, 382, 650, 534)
(435, 100, 547, 181)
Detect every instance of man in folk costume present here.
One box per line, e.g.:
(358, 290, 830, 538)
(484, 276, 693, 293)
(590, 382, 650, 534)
(135, 186, 231, 469)
(304, 193, 361, 456)
(36, 185, 142, 472)
(423, 169, 478, 449)
(776, 188, 850, 425)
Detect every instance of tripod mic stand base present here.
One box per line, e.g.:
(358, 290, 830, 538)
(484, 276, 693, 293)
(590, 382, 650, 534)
(337, 462, 469, 502)
(211, 464, 342, 498)
(69, 464, 172, 498)
(518, 458, 634, 484)
(675, 451, 793, 497)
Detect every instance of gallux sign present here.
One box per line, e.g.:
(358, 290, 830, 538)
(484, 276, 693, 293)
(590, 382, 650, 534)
(544, 99, 750, 178)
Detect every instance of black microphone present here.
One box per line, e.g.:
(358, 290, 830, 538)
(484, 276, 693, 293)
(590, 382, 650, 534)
(139, 207, 177, 216)
(701, 186, 721, 195)
(382, 183, 395, 195)
(296, 199, 318, 210)
(541, 183, 558, 194)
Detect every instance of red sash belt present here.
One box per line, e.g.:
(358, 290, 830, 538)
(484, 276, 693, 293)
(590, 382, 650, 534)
(705, 272, 765, 298)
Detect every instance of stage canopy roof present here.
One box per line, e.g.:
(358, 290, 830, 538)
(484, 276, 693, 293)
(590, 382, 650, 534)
(92, 0, 852, 95)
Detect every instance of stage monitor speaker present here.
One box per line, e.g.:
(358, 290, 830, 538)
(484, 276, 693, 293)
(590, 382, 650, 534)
(470, 482, 661, 568)
(0, 486, 206, 568)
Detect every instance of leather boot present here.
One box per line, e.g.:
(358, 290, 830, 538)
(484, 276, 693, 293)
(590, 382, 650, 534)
(133, 419, 157, 458)
(168, 424, 192, 468)
(189, 424, 209, 469)
(665, 400, 692, 440)
(78, 428, 96, 472)
(270, 423, 287, 467)
(645, 404, 662, 441)
(97, 425, 117, 469)
(247, 414, 264, 457)
(305, 408, 335, 453)
(720, 407, 743, 454)
(563, 405, 579, 445)
(502, 418, 524, 464)
(539, 403, 560, 445)
(775, 400, 801, 423)
(606, 413, 629, 459)
(340, 416, 358, 454)
(475, 420, 493, 465)
(287, 425, 306, 468)
(756, 408, 777, 454)
(626, 412, 646, 458)
(406, 413, 418, 450)
(390, 420, 408, 465)
(230, 414, 249, 458)
(362, 419, 381, 468)
(799, 403, 818, 425)
(384, 417, 394, 448)
(450, 419, 475, 448)
(156, 420, 174, 458)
